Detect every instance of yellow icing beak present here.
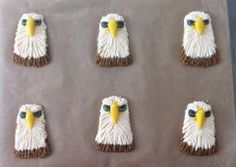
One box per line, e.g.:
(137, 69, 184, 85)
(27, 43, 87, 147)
(194, 16, 205, 36)
(110, 101, 119, 124)
(108, 18, 117, 39)
(26, 17, 35, 37)
(25, 110, 35, 129)
(195, 107, 205, 128)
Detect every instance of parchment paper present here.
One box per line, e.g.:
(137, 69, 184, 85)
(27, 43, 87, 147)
(0, 0, 235, 166)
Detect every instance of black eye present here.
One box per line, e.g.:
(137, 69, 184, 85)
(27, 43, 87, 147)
(119, 105, 127, 112)
(205, 110, 211, 117)
(21, 19, 27, 26)
(33, 110, 42, 117)
(203, 19, 209, 25)
(101, 21, 108, 28)
(103, 105, 110, 112)
(20, 112, 26, 118)
(35, 19, 42, 25)
(117, 21, 124, 28)
(188, 109, 196, 117)
(187, 19, 195, 26)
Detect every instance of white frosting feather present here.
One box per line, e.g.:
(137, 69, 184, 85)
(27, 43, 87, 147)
(14, 13, 47, 59)
(97, 14, 130, 58)
(95, 96, 133, 145)
(15, 104, 47, 151)
(182, 101, 216, 150)
(183, 11, 216, 58)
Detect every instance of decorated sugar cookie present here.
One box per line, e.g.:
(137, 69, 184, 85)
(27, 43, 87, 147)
(180, 11, 219, 67)
(13, 13, 50, 67)
(95, 96, 134, 152)
(96, 14, 132, 67)
(14, 104, 50, 158)
(179, 101, 217, 155)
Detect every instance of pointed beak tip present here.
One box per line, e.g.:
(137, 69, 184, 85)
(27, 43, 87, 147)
(108, 19, 118, 39)
(197, 32, 204, 36)
(197, 124, 203, 129)
(26, 17, 36, 37)
(25, 110, 35, 129)
(196, 107, 205, 129)
(29, 125, 33, 129)
(110, 100, 119, 124)
(195, 17, 205, 36)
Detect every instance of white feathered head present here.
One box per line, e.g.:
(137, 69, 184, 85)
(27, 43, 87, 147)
(183, 11, 216, 58)
(97, 14, 130, 59)
(95, 96, 133, 146)
(14, 13, 47, 59)
(182, 101, 216, 150)
(15, 104, 47, 151)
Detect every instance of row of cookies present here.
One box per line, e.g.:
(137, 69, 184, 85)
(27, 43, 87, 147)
(12, 11, 219, 159)
(14, 97, 217, 158)
(13, 11, 219, 67)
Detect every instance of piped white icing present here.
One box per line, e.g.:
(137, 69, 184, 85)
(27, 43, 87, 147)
(182, 101, 216, 150)
(97, 14, 130, 59)
(14, 13, 47, 59)
(183, 11, 216, 58)
(15, 104, 47, 151)
(95, 96, 133, 145)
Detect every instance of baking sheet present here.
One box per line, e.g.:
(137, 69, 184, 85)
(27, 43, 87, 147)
(0, 0, 235, 166)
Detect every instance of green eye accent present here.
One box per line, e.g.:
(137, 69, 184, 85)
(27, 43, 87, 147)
(33, 110, 42, 117)
(203, 19, 209, 25)
(103, 105, 110, 112)
(101, 21, 108, 28)
(35, 19, 42, 25)
(188, 109, 196, 117)
(21, 19, 27, 26)
(187, 19, 195, 26)
(205, 110, 211, 117)
(20, 112, 26, 118)
(119, 105, 127, 112)
(117, 21, 124, 28)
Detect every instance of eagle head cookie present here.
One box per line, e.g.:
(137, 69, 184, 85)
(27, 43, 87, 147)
(14, 104, 50, 158)
(95, 96, 134, 152)
(96, 14, 132, 67)
(180, 11, 219, 67)
(179, 101, 217, 155)
(13, 13, 50, 67)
